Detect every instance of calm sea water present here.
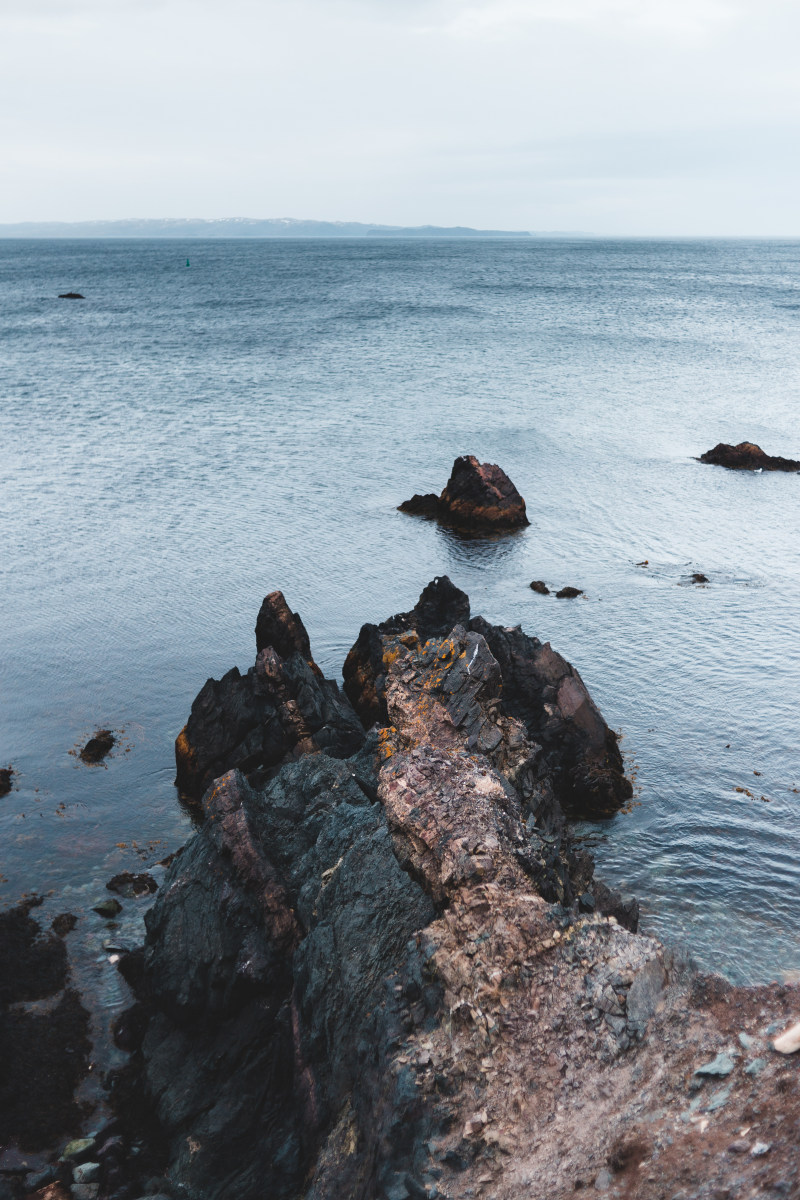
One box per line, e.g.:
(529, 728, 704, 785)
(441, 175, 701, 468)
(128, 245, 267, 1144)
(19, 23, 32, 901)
(2, 237, 799, 985)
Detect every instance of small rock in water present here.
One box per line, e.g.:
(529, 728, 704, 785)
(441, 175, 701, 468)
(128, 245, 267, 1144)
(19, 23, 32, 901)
(690, 573, 709, 584)
(92, 898, 122, 919)
(699, 441, 800, 472)
(556, 586, 583, 599)
(693, 1052, 735, 1079)
(52, 912, 78, 937)
(58, 292, 85, 300)
(529, 580, 550, 595)
(106, 872, 157, 899)
(79, 730, 115, 764)
(0, 766, 13, 796)
(772, 1019, 800, 1054)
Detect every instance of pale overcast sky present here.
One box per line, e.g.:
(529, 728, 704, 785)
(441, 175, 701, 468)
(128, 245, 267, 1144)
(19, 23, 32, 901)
(1, 0, 798, 233)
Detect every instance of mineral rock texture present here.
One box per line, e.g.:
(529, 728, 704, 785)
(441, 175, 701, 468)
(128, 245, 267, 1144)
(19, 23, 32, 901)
(399, 455, 529, 530)
(699, 441, 800, 471)
(120, 587, 800, 1200)
(344, 577, 631, 819)
(174, 590, 364, 800)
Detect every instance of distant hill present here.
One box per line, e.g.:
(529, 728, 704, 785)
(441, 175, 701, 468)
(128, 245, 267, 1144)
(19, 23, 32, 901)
(0, 217, 565, 239)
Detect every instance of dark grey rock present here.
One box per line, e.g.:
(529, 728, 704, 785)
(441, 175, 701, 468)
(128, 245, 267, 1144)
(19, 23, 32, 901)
(694, 1053, 735, 1079)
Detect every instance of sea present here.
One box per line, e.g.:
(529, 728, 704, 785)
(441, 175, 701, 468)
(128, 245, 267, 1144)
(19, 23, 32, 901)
(2, 236, 799, 989)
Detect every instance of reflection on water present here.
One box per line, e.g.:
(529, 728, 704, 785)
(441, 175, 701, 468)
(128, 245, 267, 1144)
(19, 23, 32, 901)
(1, 236, 800, 985)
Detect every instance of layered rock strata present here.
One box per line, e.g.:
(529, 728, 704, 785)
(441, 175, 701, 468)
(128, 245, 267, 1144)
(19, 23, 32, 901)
(398, 455, 529, 531)
(699, 442, 800, 472)
(115, 586, 800, 1200)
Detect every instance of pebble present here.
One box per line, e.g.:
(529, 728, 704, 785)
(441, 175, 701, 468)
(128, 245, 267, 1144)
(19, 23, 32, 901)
(92, 899, 122, 919)
(751, 1141, 771, 1157)
(703, 1085, 732, 1112)
(694, 1052, 735, 1079)
(745, 1057, 767, 1076)
(772, 1019, 800, 1054)
(727, 1139, 749, 1154)
(594, 1168, 613, 1191)
(60, 1138, 97, 1163)
(737, 1031, 754, 1050)
(72, 1163, 101, 1184)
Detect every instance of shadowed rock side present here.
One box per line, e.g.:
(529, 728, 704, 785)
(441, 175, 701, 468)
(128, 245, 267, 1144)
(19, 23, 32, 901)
(122, 592, 800, 1200)
(174, 590, 365, 800)
(399, 455, 529, 530)
(344, 577, 631, 819)
(699, 441, 800, 471)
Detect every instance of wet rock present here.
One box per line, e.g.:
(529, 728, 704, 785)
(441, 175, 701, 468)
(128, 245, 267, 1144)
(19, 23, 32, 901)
(79, 730, 115, 763)
(591, 880, 639, 932)
(51, 913, 78, 937)
(397, 493, 440, 518)
(690, 573, 709, 584)
(92, 898, 122, 919)
(60, 1139, 96, 1164)
(556, 586, 583, 599)
(71, 1163, 101, 1184)
(694, 1052, 735, 1079)
(106, 873, 157, 899)
(174, 590, 364, 800)
(773, 1020, 800, 1053)
(529, 581, 550, 595)
(699, 442, 800, 472)
(58, 292, 85, 300)
(0, 767, 13, 796)
(399, 455, 529, 531)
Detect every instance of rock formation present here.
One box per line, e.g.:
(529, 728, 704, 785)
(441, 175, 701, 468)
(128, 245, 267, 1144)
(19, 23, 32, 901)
(174, 590, 364, 800)
(343, 577, 631, 819)
(699, 442, 800, 472)
(79, 730, 115, 764)
(106, 584, 800, 1200)
(399, 456, 529, 531)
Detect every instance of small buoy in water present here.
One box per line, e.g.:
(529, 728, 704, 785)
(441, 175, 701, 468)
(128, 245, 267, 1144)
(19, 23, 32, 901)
(186, 258, 190, 267)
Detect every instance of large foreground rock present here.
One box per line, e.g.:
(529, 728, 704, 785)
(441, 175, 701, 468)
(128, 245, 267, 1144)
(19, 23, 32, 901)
(699, 441, 800, 471)
(118, 588, 800, 1200)
(174, 590, 364, 799)
(399, 455, 529, 531)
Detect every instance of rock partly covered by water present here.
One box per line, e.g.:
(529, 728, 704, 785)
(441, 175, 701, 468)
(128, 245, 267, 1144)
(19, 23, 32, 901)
(344, 577, 631, 819)
(399, 454, 529, 530)
(111, 585, 800, 1200)
(174, 590, 365, 800)
(79, 730, 115, 763)
(699, 441, 800, 472)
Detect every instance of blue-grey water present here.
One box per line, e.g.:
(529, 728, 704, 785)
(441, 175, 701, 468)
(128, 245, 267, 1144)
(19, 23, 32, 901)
(2, 237, 799, 987)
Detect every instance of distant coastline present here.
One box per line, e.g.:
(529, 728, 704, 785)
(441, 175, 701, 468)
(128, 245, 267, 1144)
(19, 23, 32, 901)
(0, 217, 588, 239)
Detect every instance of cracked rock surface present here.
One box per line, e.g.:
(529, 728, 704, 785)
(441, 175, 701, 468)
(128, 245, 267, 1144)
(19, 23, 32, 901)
(114, 582, 800, 1200)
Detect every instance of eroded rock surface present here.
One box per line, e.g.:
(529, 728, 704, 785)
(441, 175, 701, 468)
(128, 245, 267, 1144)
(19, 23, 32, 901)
(699, 441, 800, 472)
(118, 587, 800, 1200)
(174, 590, 364, 800)
(399, 455, 529, 531)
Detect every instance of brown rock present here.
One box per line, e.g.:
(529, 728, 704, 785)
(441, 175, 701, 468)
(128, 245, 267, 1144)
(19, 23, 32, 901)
(556, 587, 583, 599)
(79, 730, 115, 763)
(398, 455, 529, 531)
(699, 442, 800, 472)
(0, 766, 13, 796)
(530, 581, 550, 595)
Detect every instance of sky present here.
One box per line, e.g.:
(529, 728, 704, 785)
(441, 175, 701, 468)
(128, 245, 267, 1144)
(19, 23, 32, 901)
(1, 0, 799, 234)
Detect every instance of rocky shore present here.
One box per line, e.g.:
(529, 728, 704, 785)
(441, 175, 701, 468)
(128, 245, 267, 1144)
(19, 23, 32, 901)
(4, 581, 800, 1200)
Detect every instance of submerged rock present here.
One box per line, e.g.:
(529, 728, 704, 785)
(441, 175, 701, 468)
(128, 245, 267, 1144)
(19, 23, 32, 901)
(174, 589, 365, 800)
(79, 730, 115, 763)
(0, 766, 13, 796)
(556, 586, 583, 598)
(399, 454, 529, 530)
(699, 441, 800, 472)
(529, 580, 550, 595)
